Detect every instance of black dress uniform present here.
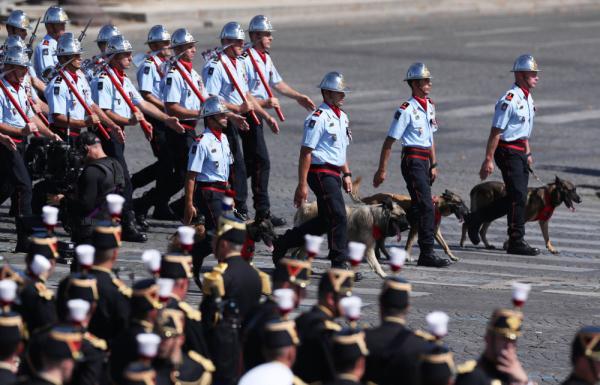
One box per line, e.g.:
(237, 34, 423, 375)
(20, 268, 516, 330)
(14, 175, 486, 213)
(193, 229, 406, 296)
(561, 326, 600, 385)
(0, 312, 22, 385)
(294, 268, 355, 384)
(160, 253, 209, 356)
(322, 330, 370, 385)
(419, 346, 456, 385)
(87, 224, 132, 344)
(18, 274, 57, 334)
(109, 279, 161, 385)
(121, 362, 156, 385)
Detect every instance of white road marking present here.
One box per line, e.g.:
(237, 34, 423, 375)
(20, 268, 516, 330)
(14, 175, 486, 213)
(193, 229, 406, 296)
(341, 35, 427, 46)
(455, 26, 538, 37)
(564, 20, 600, 28)
(536, 109, 600, 124)
(542, 289, 600, 297)
(457, 259, 596, 272)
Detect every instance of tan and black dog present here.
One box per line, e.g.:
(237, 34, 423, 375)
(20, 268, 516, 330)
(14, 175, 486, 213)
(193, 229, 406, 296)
(460, 176, 581, 254)
(351, 177, 468, 262)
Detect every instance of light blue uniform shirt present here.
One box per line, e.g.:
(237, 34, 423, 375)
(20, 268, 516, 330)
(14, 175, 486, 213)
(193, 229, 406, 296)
(187, 128, 233, 182)
(91, 70, 143, 119)
(243, 48, 282, 100)
(202, 54, 249, 106)
(137, 55, 164, 99)
(45, 71, 94, 122)
(0, 79, 34, 129)
(302, 103, 350, 167)
(33, 34, 58, 79)
(162, 61, 207, 111)
(387, 97, 437, 148)
(492, 84, 535, 141)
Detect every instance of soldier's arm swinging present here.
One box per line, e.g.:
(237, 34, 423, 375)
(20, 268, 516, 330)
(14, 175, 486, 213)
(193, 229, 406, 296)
(165, 101, 200, 121)
(137, 100, 185, 133)
(183, 171, 198, 225)
(373, 136, 396, 188)
(32, 115, 60, 140)
(430, 139, 437, 184)
(479, 127, 502, 180)
(273, 81, 316, 110)
(294, 146, 312, 208)
(248, 93, 279, 134)
(91, 104, 120, 132)
(140, 91, 164, 111)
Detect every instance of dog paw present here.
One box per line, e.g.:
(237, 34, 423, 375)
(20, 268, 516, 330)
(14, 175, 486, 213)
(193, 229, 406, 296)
(549, 248, 560, 255)
(448, 255, 460, 262)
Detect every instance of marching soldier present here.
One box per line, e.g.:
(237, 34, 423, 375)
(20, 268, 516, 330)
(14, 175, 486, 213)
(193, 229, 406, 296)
(159, 28, 206, 221)
(4, 11, 46, 94)
(203, 21, 279, 221)
(81, 24, 121, 82)
(293, 268, 354, 383)
(324, 330, 370, 385)
(0, 312, 22, 384)
(109, 278, 161, 384)
(242, 257, 311, 371)
(201, 213, 262, 385)
(91, 34, 184, 242)
(561, 326, 600, 385)
(18, 234, 59, 333)
(132, 25, 175, 223)
(455, 309, 530, 385)
(363, 276, 436, 385)
(272, 72, 353, 271)
(154, 309, 215, 385)
(239, 319, 303, 385)
(183, 96, 234, 275)
(33, 5, 68, 79)
(243, 15, 316, 226)
(87, 222, 132, 345)
(159, 252, 209, 356)
(467, 55, 541, 256)
(45, 33, 119, 142)
(373, 62, 451, 268)
(419, 346, 457, 385)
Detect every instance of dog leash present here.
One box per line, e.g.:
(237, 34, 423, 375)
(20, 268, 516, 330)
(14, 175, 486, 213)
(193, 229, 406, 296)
(528, 165, 544, 184)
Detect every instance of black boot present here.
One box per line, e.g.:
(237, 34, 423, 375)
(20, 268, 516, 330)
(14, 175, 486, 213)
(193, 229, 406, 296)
(507, 239, 540, 256)
(417, 252, 451, 268)
(465, 212, 482, 245)
(152, 204, 177, 220)
(269, 214, 286, 227)
(121, 211, 148, 243)
(331, 260, 363, 281)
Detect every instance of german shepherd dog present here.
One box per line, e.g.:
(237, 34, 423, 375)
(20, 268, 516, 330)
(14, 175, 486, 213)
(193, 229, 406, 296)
(293, 196, 409, 278)
(351, 177, 468, 262)
(460, 176, 581, 254)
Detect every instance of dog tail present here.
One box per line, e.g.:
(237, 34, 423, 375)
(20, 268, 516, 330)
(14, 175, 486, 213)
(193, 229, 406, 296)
(349, 176, 364, 204)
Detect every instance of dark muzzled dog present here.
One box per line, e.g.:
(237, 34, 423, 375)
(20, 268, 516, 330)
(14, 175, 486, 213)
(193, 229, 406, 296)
(460, 176, 581, 254)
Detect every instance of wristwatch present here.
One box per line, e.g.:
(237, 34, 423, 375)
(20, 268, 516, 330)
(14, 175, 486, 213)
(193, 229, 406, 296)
(343, 172, 352, 178)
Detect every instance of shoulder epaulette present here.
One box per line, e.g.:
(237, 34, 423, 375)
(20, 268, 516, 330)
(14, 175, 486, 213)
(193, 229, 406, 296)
(112, 278, 132, 298)
(505, 92, 514, 101)
(414, 329, 436, 342)
(240, 52, 249, 58)
(214, 262, 228, 274)
(255, 267, 272, 296)
(84, 332, 108, 351)
(202, 269, 225, 297)
(54, 76, 62, 83)
(35, 282, 53, 300)
(456, 359, 477, 374)
(179, 301, 201, 321)
(400, 102, 410, 110)
(312, 109, 323, 117)
(427, 98, 434, 105)
(324, 320, 342, 332)
(188, 351, 216, 372)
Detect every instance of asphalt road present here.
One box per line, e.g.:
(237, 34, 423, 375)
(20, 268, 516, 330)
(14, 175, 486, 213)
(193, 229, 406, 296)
(3, 8, 600, 383)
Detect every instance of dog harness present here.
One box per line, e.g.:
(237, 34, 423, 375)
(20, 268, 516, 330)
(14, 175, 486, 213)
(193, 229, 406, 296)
(535, 191, 555, 221)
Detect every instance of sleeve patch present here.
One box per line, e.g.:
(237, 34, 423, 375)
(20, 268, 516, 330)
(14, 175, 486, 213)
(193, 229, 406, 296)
(143, 66, 150, 75)
(97, 81, 103, 90)
(208, 67, 214, 76)
(394, 110, 401, 120)
(400, 102, 410, 110)
(505, 93, 514, 101)
(54, 87, 60, 95)
(308, 120, 316, 128)
(42, 48, 49, 56)
(501, 102, 508, 111)
(166, 77, 172, 86)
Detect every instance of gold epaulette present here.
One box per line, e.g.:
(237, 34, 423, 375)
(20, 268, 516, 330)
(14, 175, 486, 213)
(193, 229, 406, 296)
(112, 278, 132, 298)
(214, 262, 228, 274)
(256, 267, 272, 296)
(35, 282, 53, 300)
(179, 301, 201, 321)
(324, 320, 342, 332)
(84, 332, 107, 351)
(456, 359, 477, 374)
(188, 351, 216, 372)
(202, 270, 225, 297)
(414, 329, 436, 342)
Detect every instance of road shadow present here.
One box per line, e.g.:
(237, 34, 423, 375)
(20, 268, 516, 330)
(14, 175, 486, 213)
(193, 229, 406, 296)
(537, 165, 600, 178)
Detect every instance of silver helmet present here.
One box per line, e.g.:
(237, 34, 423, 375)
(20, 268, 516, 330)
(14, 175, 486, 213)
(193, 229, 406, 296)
(404, 62, 432, 81)
(220, 22, 245, 41)
(96, 25, 121, 44)
(57, 33, 83, 56)
(146, 25, 171, 44)
(6, 10, 31, 30)
(200, 96, 230, 118)
(511, 54, 540, 72)
(42, 6, 69, 24)
(248, 15, 275, 33)
(105, 35, 133, 55)
(170, 28, 195, 48)
(3, 35, 29, 52)
(318, 71, 350, 93)
(3, 46, 30, 67)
